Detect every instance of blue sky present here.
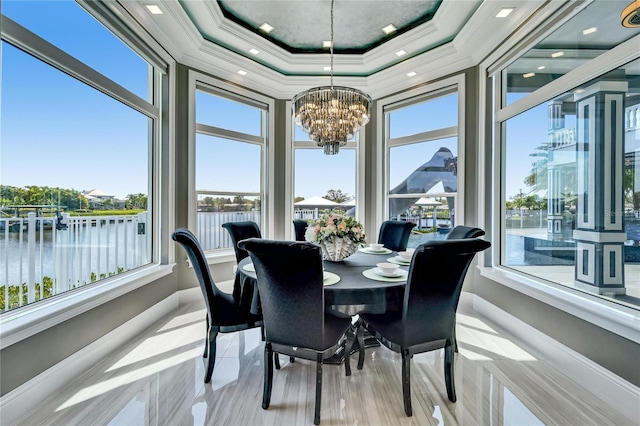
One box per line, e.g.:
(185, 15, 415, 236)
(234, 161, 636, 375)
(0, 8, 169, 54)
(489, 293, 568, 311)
(1, 0, 540, 202)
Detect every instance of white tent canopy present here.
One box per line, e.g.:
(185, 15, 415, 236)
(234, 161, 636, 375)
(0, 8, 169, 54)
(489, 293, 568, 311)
(414, 197, 443, 207)
(294, 196, 339, 207)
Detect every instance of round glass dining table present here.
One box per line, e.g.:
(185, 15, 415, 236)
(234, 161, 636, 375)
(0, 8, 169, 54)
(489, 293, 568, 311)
(235, 248, 409, 317)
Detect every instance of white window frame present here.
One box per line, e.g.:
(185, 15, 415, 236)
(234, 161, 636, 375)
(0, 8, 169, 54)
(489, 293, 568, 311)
(286, 100, 365, 240)
(377, 75, 465, 241)
(480, 11, 640, 342)
(0, 7, 173, 347)
(188, 71, 274, 262)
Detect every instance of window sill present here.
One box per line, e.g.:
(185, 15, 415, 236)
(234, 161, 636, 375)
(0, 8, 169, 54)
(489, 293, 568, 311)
(204, 250, 236, 265)
(478, 266, 640, 343)
(0, 264, 174, 349)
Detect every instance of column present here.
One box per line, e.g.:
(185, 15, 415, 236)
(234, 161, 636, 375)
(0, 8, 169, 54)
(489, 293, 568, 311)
(573, 82, 627, 295)
(547, 100, 565, 236)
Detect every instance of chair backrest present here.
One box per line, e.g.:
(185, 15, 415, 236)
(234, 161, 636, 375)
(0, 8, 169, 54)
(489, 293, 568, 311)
(378, 220, 415, 251)
(172, 228, 220, 319)
(293, 219, 308, 242)
(238, 238, 327, 350)
(445, 225, 485, 240)
(221, 221, 262, 263)
(402, 238, 491, 347)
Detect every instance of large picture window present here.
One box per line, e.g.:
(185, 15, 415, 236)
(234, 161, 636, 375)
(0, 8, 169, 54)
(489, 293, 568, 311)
(292, 117, 359, 235)
(494, 1, 640, 309)
(0, 3, 163, 312)
(194, 88, 267, 251)
(384, 89, 460, 248)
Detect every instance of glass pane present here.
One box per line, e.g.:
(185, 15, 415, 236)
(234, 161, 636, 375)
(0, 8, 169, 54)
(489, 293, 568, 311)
(0, 43, 152, 312)
(294, 148, 356, 219)
(503, 1, 640, 106)
(389, 93, 458, 138)
(501, 57, 640, 309)
(388, 138, 457, 247)
(196, 91, 262, 136)
(196, 194, 261, 251)
(195, 135, 261, 193)
(3, 0, 150, 100)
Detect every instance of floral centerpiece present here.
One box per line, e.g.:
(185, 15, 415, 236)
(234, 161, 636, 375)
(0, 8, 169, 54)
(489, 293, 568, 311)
(304, 212, 366, 262)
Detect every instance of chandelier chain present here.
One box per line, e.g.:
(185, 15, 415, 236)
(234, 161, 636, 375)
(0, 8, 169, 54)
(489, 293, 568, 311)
(291, 0, 371, 155)
(330, 0, 334, 88)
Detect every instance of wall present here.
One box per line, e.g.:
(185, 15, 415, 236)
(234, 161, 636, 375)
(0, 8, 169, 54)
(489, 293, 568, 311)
(474, 275, 640, 386)
(0, 274, 177, 395)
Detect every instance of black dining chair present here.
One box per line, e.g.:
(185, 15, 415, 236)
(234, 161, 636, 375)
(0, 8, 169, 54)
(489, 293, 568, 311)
(238, 238, 353, 425)
(357, 238, 491, 417)
(293, 219, 308, 241)
(445, 225, 486, 351)
(445, 225, 485, 240)
(221, 221, 261, 263)
(172, 228, 263, 383)
(378, 220, 415, 252)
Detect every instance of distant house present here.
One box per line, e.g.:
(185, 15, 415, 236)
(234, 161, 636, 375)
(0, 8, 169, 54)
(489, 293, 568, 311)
(81, 189, 123, 210)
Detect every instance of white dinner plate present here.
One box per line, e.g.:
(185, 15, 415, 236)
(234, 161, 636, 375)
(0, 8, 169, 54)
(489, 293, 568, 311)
(387, 256, 410, 265)
(373, 267, 407, 278)
(359, 247, 393, 255)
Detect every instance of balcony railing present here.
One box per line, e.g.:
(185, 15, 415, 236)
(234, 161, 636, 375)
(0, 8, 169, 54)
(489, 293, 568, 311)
(1, 212, 149, 312)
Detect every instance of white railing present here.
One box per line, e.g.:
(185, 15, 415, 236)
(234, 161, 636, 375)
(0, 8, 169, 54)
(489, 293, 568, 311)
(197, 211, 261, 251)
(1, 212, 149, 312)
(293, 209, 321, 220)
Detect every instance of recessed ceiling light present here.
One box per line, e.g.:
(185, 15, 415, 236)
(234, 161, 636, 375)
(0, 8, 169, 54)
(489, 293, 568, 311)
(259, 22, 274, 33)
(574, 88, 585, 94)
(237, 70, 247, 76)
(407, 71, 417, 77)
(381, 24, 397, 35)
(145, 4, 163, 14)
(249, 48, 260, 55)
(395, 50, 407, 57)
(496, 8, 514, 18)
(538, 66, 545, 70)
(323, 66, 332, 71)
(523, 72, 535, 78)
(582, 27, 597, 35)
(323, 40, 333, 48)
(551, 51, 564, 58)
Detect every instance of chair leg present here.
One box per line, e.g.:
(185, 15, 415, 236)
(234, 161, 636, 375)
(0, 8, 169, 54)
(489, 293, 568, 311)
(401, 349, 412, 417)
(314, 353, 323, 425)
(444, 343, 457, 402)
(204, 328, 218, 383)
(203, 315, 210, 358)
(452, 315, 458, 353)
(263, 343, 274, 409)
(356, 321, 366, 370)
(261, 325, 265, 342)
(274, 354, 281, 370)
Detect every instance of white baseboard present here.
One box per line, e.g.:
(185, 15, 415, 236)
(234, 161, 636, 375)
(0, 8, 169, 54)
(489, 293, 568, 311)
(0, 291, 187, 425)
(472, 294, 640, 420)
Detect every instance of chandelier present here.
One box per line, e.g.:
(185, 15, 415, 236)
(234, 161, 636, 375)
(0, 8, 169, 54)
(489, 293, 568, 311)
(292, 0, 371, 155)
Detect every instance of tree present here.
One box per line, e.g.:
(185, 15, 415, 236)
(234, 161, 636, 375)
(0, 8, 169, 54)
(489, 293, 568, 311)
(324, 189, 350, 203)
(125, 193, 147, 209)
(294, 196, 305, 203)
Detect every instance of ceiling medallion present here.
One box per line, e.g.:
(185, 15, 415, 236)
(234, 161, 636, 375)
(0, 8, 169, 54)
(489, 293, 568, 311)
(292, 0, 371, 155)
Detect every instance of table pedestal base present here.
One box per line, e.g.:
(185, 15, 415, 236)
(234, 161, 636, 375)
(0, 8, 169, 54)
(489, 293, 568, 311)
(324, 328, 379, 365)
